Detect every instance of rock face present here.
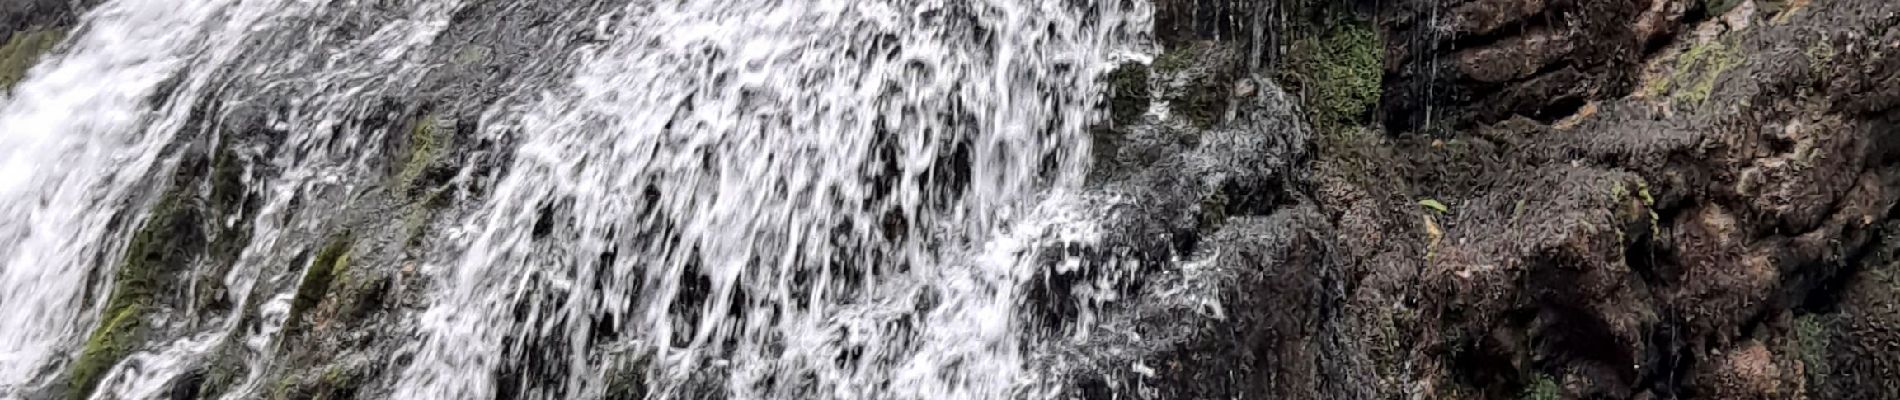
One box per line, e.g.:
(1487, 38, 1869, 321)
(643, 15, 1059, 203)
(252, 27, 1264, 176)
(1128, 0, 1900, 398)
(1380, 0, 1696, 131)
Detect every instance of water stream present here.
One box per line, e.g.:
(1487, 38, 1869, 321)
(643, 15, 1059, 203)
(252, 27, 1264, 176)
(0, 0, 1154, 398)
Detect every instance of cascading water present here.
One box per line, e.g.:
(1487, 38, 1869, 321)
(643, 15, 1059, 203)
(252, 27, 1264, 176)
(396, 1, 1146, 398)
(0, 0, 490, 396)
(0, 0, 1163, 398)
(0, 0, 282, 388)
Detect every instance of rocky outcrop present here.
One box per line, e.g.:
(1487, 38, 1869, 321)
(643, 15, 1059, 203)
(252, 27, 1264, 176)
(1129, 0, 1900, 398)
(1379, 0, 1698, 131)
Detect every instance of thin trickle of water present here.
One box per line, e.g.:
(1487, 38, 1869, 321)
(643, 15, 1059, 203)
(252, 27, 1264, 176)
(395, 0, 1146, 398)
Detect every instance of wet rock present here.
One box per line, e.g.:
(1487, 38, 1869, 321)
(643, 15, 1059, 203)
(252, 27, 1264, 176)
(0, 0, 74, 40)
(1152, 41, 1244, 128)
(1692, 339, 1804, 399)
(1380, 0, 1697, 131)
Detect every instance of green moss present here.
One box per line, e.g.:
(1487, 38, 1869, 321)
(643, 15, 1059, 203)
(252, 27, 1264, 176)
(1521, 373, 1561, 400)
(0, 28, 68, 91)
(391, 114, 458, 248)
(1651, 38, 1743, 105)
(69, 304, 143, 399)
(195, 348, 247, 400)
(1806, 39, 1836, 84)
(268, 374, 297, 400)
(286, 235, 352, 336)
(308, 364, 363, 400)
(70, 186, 203, 399)
(1282, 21, 1383, 135)
(397, 115, 446, 197)
(1105, 62, 1151, 127)
(1796, 314, 1831, 391)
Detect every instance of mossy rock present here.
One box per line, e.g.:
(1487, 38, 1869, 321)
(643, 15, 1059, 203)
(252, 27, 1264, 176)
(191, 343, 252, 400)
(1280, 20, 1382, 136)
(394, 113, 468, 247)
(69, 304, 144, 400)
(285, 235, 353, 337)
(0, 27, 67, 91)
(70, 183, 205, 399)
(1104, 62, 1151, 127)
(396, 114, 450, 198)
(1520, 373, 1561, 400)
(1152, 42, 1240, 128)
(1795, 313, 1832, 393)
(277, 362, 367, 400)
(1645, 38, 1743, 105)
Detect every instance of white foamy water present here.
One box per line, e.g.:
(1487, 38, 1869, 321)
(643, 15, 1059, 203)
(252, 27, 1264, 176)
(0, 0, 476, 395)
(394, 0, 1146, 399)
(0, 0, 1159, 397)
(0, 0, 279, 389)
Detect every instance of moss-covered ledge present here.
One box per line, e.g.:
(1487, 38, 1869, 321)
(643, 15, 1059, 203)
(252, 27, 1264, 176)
(284, 235, 353, 339)
(69, 185, 204, 399)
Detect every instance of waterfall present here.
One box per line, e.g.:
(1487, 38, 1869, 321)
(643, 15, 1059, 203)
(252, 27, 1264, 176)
(395, 0, 1145, 398)
(0, 0, 1153, 398)
(0, 0, 281, 389)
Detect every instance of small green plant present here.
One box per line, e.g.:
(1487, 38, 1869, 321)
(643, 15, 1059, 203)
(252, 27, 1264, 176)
(1796, 315, 1831, 391)
(1282, 21, 1383, 135)
(1521, 373, 1561, 400)
(1419, 198, 1450, 214)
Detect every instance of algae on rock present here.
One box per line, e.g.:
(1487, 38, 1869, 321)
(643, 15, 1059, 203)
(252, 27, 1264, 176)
(396, 115, 447, 196)
(1646, 37, 1743, 105)
(285, 235, 353, 337)
(0, 27, 66, 91)
(70, 183, 205, 399)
